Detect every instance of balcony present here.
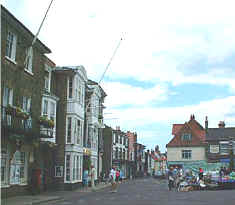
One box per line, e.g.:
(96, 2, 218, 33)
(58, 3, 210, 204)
(1, 106, 35, 141)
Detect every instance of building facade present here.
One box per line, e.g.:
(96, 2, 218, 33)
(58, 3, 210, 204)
(1, 5, 57, 197)
(53, 66, 87, 190)
(206, 118, 235, 170)
(166, 115, 207, 173)
(112, 126, 129, 178)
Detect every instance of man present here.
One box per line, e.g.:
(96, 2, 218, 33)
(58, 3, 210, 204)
(168, 167, 174, 191)
(109, 167, 117, 193)
(90, 165, 96, 191)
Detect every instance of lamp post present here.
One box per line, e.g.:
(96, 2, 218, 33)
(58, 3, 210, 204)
(229, 137, 234, 171)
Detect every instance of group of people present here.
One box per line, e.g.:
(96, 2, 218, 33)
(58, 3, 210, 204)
(167, 166, 206, 191)
(82, 165, 124, 193)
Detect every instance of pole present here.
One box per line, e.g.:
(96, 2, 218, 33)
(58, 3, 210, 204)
(24, 0, 55, 66)
(85, 38, 123, 114)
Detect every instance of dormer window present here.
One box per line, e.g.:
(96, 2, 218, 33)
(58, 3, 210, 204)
(181, 133, 192, 141)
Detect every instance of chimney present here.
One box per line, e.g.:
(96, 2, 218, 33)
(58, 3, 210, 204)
(205, 116, 208, 130)
(116, 126, 120, 130)
(190, 115, 193, 120)
(218, 121, 225, 128)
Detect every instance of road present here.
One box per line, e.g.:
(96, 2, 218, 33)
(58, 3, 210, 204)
(45, 178, 235, 205)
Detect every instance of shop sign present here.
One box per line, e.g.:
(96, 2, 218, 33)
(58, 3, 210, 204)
(210, 145, 220, 153)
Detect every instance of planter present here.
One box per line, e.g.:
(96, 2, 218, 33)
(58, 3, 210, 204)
(39, 116, 54, 128)
(5, 105, 16, 115)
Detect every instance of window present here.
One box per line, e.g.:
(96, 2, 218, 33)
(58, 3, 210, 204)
(68, 77, 73, 99)
(181, 133, 192, 141)
(75, 119, 81, 145)
(220, 141, 229, 155)
(67, 117, 72, 143)
(10, 151, 27, 185)
(65, 155, 71, 181)
(1, 149, 8, 186)
(43, 100, 48, 116)
(6, 31, 17, 61)
(22, 96, 32, 129)
(182, 150, 192, 159)
(73, 155, 76, 181)
(44, 71, 50, 92)
(3, 87, 13, 106)
(25, 47, 33, 73)
(3, 87, 13, 124)
(50, 102, 55, 122)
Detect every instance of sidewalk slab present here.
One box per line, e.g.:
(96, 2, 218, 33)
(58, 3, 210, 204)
(1, 195, 63, 205)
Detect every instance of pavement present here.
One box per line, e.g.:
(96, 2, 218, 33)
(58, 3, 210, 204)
(1, 182, 112, 205)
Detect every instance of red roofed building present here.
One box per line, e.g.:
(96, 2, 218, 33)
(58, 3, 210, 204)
(166, 114, 207, 170)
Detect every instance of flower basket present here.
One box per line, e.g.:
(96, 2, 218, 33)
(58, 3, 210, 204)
(5, 104, 16, 115)
(39, 116, 54, 128)
(15, 107, 30, 120)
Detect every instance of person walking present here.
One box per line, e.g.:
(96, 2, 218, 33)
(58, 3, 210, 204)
(168, 167, 174, 191)
(116, 169, 120, 184)
(90, 165, 96, 191)
(109, 167, 117, 193)
(83, 169, 89, 188)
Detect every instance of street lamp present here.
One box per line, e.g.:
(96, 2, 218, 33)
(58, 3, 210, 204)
(229, 137, 234, 171)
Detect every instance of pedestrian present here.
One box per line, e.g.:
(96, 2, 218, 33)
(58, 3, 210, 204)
(116, 169, 120, 183)
(199, 167, 203, 180)
(90, 165, 96, 191)
(83, 169, 89, 188)
(168, 167, 174, 191)
(109, 167, 117, 193)
(120, 170, 123, 183)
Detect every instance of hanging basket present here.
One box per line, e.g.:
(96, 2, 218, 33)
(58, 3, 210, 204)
(39, 116, 54, 128)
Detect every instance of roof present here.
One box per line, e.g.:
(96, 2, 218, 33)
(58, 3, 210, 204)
(172, 124, 184, 135)
(2, 6, 51, 54)
(206, 127, 235, 141)
(167, 118, 206, 147)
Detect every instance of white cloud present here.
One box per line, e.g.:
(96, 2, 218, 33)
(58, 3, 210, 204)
(102, 82, 168, 107)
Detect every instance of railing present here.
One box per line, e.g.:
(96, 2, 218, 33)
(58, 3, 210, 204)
(1, 106, 33, 138)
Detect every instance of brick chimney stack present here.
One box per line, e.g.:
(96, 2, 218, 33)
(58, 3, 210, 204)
(205, 116, 208, 131)
(116, 126, 120, 130)
(218, 121, 225, 128)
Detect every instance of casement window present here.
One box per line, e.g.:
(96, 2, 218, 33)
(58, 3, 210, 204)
(181, 133, 192, 141)
(182, 150, 192, 159)
(115, 134, 118, 143)
(220, 141, 229, 155)
(1, 149, 9, 186)
(10, 151, 27, 185)
(6, 31, 17, 61)
(68, 77, 73, 99)
(25, 47, 33, 73)
(65, 155, 71, 181)
(72, 155, 76, 181)
(113, 133, 116, 143)
(67, 117, 72, 143)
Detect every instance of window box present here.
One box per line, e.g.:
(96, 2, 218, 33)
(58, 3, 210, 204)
(5, 105, 29, 120)
(38, 116, 54, 128)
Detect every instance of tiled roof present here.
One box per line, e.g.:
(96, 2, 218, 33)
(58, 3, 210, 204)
(167, 119, 206, 147)
(172, 124, 184, 135)
(206, 127, 235, 141)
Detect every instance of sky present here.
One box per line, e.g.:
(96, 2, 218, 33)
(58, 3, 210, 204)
(2, 0, 235, 152)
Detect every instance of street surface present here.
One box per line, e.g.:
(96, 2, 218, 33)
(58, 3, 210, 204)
(45, 178, 235, 205)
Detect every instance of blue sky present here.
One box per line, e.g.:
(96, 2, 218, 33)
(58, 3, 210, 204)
(2, 0, 235, 152)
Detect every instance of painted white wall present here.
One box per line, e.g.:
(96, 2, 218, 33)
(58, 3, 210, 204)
(167, 147, 206, 162)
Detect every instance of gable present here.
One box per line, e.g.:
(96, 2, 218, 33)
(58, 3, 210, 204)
(167, 122, 206, 147)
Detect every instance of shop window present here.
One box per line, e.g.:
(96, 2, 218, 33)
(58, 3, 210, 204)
(10, 151, 27, 185)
